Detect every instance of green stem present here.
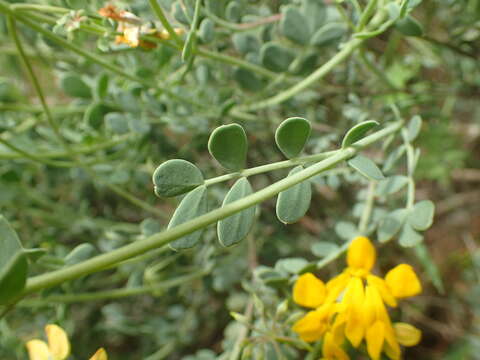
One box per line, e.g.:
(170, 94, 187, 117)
(0, 134, 132, 160)
(0, 103, 86, 114)
(20, 272, 205, 306)
(357, 0, 378, 31)
(358, 181, 377, 234)
(7, 17, 66, 150)
(20, 121, 402, 298)
(148, 0, 183, 46)
(235, 37, 365, 111)
(10, 4, 69, 13)
(106, 183, 168, 219)
(203, 151, 340, 186)
(0, 138, 74, 167)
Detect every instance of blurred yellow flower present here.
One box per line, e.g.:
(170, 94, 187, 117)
(26, 324, 107, 360)
(98, 4, 184, 49)
(291, 236, 423, 360)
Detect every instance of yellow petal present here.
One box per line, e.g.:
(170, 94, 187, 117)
(325, 272, 350, 304)
(367, 275, 397, 308)
(25, 340, 50, 360)
(347, 236, 376, 271)
(344, 277, 365, 347)
(394, 322, 422, 347)
(293, 273, 326, 308)
(90, 348, 108, 360)
(385, 264, 422, 299)
(322, 331, 350, 360)
(123, 27, 140, 47)
(363, 285, 377, 328)
(45, 324, 70, 360)
(383, 323, 401, 360)
(366, 321, 385, 360)
(292, 310, 327, 342)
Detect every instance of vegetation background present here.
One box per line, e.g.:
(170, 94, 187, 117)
(0, 0, 479, 359)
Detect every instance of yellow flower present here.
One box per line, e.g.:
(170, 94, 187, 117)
(26, 325, 70, 360)
(292, 303, 336, 342)
(385, 264, 422, 298)
(293, 272, 326, 308)
(90, 348, 108, 360)
(346, 236, 376, 273)
(322, 330, 350, 360)
(26, 324, 107, 360)
(290, 236, 423, 360)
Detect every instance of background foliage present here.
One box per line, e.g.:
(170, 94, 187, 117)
(0, 0, 479, 359)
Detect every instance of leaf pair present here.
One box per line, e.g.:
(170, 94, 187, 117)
(377, 201, 435, 247)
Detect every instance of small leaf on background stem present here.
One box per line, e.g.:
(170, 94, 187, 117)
(60, 74, 91, 99)
(311, 242, 340, 258)
(311, 23, 347, 47)
(348, 155, 385, 181)
(407, 115, 422, 142)
(342, 120, 379, 148)
(395, 15, 424, 37)
(376, 175, 409, 196)
(153, 159, 204, 198)
(398, 222, 424, 247)
(281, 6, 311, 45)
(275, 117, 311, 159)
(218, 177, 256, 247)
(0, 215, 28, 305)
(408, 200, 435, 231)
(377, 209, 409, 243)
(168, 185, 208, 250)
(276, 166, 312, 224)
(335, 221, 359, 240)
(208, 123, 248, 171)
(65, 243, 96, 266)
(260, 43, 295, 73)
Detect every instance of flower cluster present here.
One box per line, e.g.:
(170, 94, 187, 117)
(98, 4, 184, 49)
(26, 324, 107, 360)
(292, 236, 422, 360)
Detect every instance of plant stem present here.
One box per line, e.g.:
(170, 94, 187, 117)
(20, 121, 402, 298)
(20, 272, 206, 306)
(235, 37, 365, 111)
(148, 0, 183, 46)
(358, 181, 377, 234)
(203, 151, 340, 186)
(357, 0, 378, 31)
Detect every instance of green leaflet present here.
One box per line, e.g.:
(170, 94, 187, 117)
(395, 15, 424, 37)
(208, 123, 248, 171)
(168, 185, 208, 250)
(408, 200, 435, 231)
(218, 177, 256, 247)
(281, 6, 311, 45)
(398, 222, 424, 247)
(0, 215, 28, 305)
(407, 115, 422, 142)
(84, 102, 112, 129)
(198, 18, 214, 43)
(311, 23, 347, 47)
(60, 74, 91, 99)
(347, 155, 385, 181)
(65, 243, 96, 266)
(377, 209, 409, 243)
(275, 117, 311, 159)
(260, 43, 295, 73)
(276, 166, 312, 224)
(342, 120, 379, 148)
(234, 68, 264, 92)
(153, 159, 204, 198)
